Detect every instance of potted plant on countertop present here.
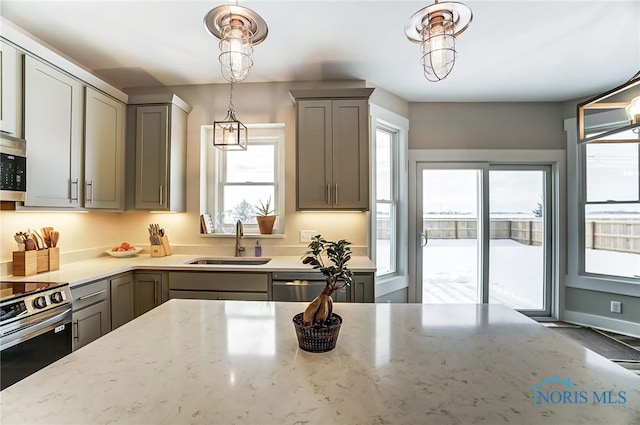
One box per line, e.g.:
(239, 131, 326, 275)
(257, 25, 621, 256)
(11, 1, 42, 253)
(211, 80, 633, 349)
(293, 235, 354, 352)
(255, 196, 277, 234)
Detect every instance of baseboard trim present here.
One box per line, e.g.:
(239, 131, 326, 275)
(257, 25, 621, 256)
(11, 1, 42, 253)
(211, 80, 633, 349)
(563, 311, 640, 338)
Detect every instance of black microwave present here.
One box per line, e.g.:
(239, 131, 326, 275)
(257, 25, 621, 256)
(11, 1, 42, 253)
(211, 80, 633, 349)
(0, 133, 27, 202)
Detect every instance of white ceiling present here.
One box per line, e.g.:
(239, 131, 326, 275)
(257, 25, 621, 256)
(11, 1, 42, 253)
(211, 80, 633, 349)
(1, 0, 639, 102)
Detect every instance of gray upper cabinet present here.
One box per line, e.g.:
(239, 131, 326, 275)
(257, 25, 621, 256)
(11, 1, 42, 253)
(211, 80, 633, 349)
(84, 87, 125, 210)
(128, 94, 191, 212)
(290, 88, 373, 211)
(0, 41, 23, 137)
(24, 56, 83, 207)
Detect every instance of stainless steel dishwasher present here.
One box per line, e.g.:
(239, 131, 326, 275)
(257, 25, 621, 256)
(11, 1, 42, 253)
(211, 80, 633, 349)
(272, 272, 348, 302)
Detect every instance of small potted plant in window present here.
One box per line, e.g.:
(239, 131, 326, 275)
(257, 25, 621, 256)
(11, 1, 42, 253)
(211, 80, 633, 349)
(255, 196, 276, 234)
(292, 235, 354, 352)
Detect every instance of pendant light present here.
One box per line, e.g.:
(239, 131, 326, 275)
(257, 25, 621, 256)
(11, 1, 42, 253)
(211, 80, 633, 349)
(405, 0, 472, 82)
(577, 71, 640, 144)
(204, 4, 268, 83)
(213, 83, 247, 150)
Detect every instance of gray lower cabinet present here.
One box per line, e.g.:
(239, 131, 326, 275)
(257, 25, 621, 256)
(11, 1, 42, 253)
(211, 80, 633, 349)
(110, 273, 134, 329)
(71, 279, 111, 351)
(168, 272, 269, 301)
(134, 271, 168, 317)
(352, 273, 375, 303)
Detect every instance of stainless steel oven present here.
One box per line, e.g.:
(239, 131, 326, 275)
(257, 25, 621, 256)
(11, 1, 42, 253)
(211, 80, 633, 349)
(0, 281, 72, 390)
(0, 133, 27, 202)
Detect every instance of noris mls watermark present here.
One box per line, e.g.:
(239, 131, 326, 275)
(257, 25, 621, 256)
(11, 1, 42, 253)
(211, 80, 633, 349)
(531, 377, 627, 407)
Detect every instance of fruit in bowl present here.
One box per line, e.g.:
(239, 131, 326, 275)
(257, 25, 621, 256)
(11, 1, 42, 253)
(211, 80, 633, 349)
(106, 243, 142, 257)
(111, 242, 136, 252)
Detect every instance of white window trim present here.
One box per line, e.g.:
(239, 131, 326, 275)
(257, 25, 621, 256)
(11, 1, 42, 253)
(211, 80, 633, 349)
(370, 104, 409, 300)
(200, 123, 285, 237)
(565, 117, 640, 296)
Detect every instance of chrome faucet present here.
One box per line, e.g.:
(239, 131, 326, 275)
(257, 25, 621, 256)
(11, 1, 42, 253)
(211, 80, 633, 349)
(235, 220, 245, 257)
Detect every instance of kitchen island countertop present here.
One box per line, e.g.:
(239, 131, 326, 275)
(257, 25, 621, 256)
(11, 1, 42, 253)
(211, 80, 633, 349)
(1, 300, 638, 424)
(1, 255, 376, 288)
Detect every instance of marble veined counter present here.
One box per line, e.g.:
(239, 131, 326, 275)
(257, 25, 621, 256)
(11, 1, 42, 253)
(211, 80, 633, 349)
(1, 301, 639, 424)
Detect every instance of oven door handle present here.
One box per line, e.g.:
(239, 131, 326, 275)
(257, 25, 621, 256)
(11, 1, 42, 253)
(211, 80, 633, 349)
(0, 307, 72, 351)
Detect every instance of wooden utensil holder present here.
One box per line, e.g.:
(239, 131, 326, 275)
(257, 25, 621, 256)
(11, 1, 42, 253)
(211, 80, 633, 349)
(150, 236, 172, 257)
(13, 247, 60, 276)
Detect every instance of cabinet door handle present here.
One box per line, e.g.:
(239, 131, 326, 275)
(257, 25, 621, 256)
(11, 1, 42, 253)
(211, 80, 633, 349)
(71, 179, 79, 201)
(159, 185, 164, 205)
(334, 184, 338, 205)
(78, 289, 107, 301)
(73, 319, 79, 341)
(86, 181, 93, 203)
(326, 184, 331, 205)
(154, 280, 159, 305)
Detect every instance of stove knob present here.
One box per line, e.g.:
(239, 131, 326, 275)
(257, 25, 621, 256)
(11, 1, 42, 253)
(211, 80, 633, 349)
(33, 296, 48, 309)
(50, 291, 65, 304)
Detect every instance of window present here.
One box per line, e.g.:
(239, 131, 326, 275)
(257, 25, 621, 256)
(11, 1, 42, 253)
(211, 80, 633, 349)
(375, 126, 398, 276)
(369, 105, 409, 302)
(581, 142, 640, 279)
(201, 124, 285, 234)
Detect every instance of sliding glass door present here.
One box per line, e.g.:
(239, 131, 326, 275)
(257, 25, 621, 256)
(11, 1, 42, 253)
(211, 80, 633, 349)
(419, 166, 482, 303)
(416, 162, 552, 315)
(488, 166, 551, 314)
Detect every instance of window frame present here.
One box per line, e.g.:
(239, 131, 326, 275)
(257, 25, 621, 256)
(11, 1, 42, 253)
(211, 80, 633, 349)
(374, 125, 399, 277)
(201, 123, 285, 236)
(369, 104, 410, 302)
(565, 116, 639, 297)
(577, 141, 640, 280)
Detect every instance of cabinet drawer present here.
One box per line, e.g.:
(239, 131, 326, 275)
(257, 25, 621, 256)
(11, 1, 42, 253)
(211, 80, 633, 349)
(71, 279, 109, 311)
(169, 290, 218, 300)
(217, 291, 268, 301)
(169, 272, 269, 292)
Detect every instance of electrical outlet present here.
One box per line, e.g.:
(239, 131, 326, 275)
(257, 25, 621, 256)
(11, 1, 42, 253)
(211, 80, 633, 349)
(300, 230, 317, 243)
(610, 301, 622, 314)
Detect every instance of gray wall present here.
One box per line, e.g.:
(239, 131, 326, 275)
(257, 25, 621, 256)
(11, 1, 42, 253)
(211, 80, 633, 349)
(566, 288, 640, 324)
(408, 102, 565, 149)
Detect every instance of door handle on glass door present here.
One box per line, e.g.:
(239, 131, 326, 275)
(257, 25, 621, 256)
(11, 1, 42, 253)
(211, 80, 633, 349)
(419, 232, 428, 247)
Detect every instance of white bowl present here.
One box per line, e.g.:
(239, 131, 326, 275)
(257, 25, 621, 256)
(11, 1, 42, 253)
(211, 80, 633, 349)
(105, 247, 142, 258)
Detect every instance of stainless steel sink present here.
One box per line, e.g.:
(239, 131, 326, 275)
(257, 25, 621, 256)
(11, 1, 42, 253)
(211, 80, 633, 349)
(187, 257, 272, 265)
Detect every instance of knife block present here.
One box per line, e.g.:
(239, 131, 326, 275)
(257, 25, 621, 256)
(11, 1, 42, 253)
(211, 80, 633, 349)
(150, 236, 172, 257)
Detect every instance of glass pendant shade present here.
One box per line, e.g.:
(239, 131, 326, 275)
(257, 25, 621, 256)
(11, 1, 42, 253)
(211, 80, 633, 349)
(626, 96, 640, 124)
(213, 109, 248, 151)
(405, 1, 472, 82)
(219, 20, 254, 83)
(204, 5, 268, 84)
(421, 12, 456, 82)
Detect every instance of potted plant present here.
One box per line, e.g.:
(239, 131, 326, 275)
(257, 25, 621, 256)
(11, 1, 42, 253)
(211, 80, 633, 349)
(255, 196, 276, 234)
(292, 235, 354, 352)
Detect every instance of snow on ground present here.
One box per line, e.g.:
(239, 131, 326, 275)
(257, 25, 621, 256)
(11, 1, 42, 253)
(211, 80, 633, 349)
(377, 239, 639, 309)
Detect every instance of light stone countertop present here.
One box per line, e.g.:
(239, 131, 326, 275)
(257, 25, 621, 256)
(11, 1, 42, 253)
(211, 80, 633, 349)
(1, 301, 638, 424)
(1, 255, 376, 288)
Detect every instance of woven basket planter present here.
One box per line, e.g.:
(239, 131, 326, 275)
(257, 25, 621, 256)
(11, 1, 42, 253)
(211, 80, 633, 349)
(292, 313, 342, 353)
